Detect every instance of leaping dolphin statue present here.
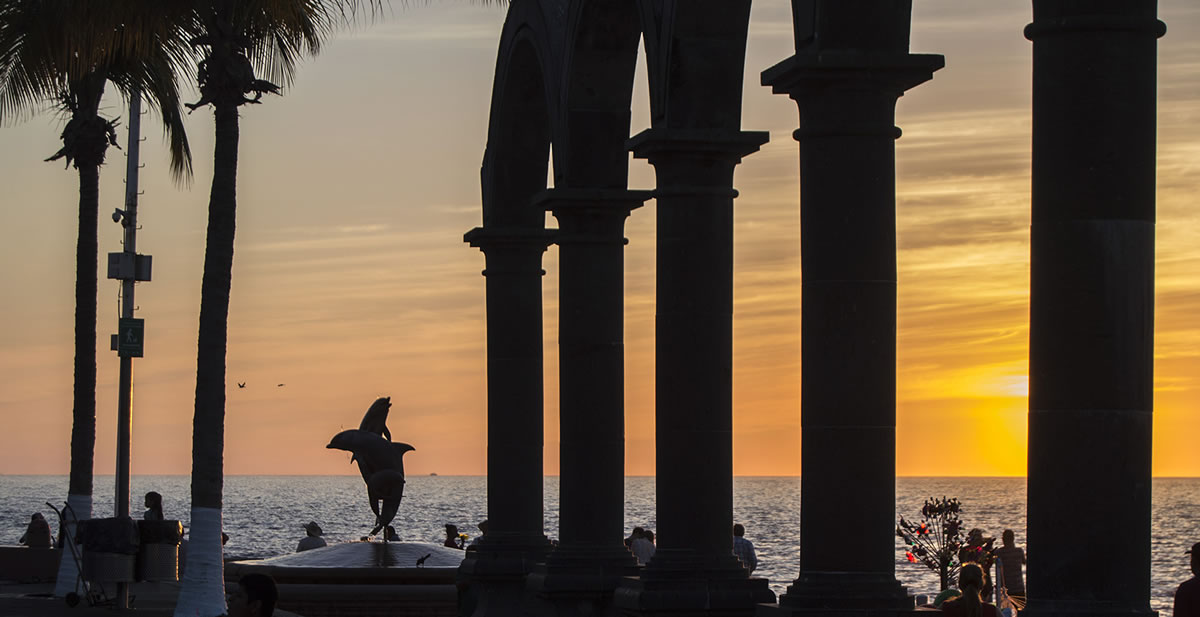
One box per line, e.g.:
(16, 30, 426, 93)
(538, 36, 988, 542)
(359, 396, 392, 442)
(327, 428, 414, 534)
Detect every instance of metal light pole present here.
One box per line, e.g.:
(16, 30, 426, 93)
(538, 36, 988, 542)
(109, 89, 150, 610)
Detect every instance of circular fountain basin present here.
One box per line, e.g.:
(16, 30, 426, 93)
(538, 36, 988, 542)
(226, 542, 464, 617)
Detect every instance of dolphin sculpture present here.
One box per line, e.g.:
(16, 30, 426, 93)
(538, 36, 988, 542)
(366, 468, 408, 536)
(327, 428, 414, 535)
(359, 396, 392, 441)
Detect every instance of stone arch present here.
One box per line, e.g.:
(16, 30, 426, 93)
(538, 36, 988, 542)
(465, 2, 771, 616)
(556, 0, 643, 189)
(481, 3, 558, 227)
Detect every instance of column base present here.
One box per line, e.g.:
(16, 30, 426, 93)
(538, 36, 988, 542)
(457, 536, 552, 617)
(759, 572, 913, 617)
(526, 544, 641, 617)
(613, 549, 775, 617)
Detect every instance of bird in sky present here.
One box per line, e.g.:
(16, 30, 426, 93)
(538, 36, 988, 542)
(277, 383, 286, 387)
(237, 382, 246, 389)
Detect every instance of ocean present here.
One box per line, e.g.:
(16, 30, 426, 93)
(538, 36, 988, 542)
(2, 475, 1196, 614)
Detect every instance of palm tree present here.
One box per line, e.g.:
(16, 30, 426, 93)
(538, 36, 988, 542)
(0, 0, 193, 597)
(172, 2, 378, 615)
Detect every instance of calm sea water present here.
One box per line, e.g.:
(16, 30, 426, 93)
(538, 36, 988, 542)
(2, 476, 1196, 614)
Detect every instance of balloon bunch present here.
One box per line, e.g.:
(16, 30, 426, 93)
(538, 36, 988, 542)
(896, 496, 965, 591)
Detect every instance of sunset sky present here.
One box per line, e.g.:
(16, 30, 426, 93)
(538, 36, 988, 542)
(1, 1, 1197, 479)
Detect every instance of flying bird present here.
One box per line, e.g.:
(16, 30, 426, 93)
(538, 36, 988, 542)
(277, 383, 286, 387)
(237, 382, 246, 388)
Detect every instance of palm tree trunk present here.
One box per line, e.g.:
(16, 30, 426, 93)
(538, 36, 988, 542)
(54, 162, 99, 597)
(175, 102, 238, 617)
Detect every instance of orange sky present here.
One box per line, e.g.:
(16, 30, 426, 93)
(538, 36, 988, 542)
(1, 1, 1197, 478)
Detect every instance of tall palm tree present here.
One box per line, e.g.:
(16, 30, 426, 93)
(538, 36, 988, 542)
(0, 0, 193, 598)
(172, 2, 378, 615)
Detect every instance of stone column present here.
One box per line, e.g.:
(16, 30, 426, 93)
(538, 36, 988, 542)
(460, 225, 555, 617)
(1024, 3, 1163, 617)
(759, 2, 941, 615)
(526, 189, 649, 617)
(613, 128, 774, 617)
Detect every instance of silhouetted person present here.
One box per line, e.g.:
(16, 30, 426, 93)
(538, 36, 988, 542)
(1175, 542, 1200, 617)
(297, 521, 327, 552)
(631, 528, 655, 565)
(227, 572, 278, 617)
(144, 491, 164, 521)
(469, 519, 488, 548)
(19, 513, 52, 548)
(444, 524, 463, 549)
(959, 528, 996, 598)
(732, 523, 758, 573)
(994, 529, 1025, 603)
(941, 563, 1001, 617)
(625, 526, 645, 549)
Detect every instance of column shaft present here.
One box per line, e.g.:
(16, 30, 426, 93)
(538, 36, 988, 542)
(527, 190, 647, 617)
(614, 129, 774, 617)
(461, 226, 554, 617)
(549, 191, 645, 550)
(484, 244, 548, 539)
(1025, 3, 1163, 616)
(760, 2, 941, 613)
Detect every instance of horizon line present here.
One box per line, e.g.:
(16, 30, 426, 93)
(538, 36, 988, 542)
(5, 473, 1200, 479)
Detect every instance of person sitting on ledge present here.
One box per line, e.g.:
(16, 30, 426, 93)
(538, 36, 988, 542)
(444, 524, 463, 549)
(625, 526, 644, 549)
(941, 562, 1001, 617)
(469, 519, 488, 548)
(144, 491, 164, 521)
(732, 523, 758, 573)
(19, 512, 52, 548)
(297, 521, 327, 552)
(632, 529, 656, 565)
(227, 572, 278, 617)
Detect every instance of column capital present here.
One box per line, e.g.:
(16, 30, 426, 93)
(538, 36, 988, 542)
(627, 128, 769, 164)
(536, 189, 649, 245)
(464, 226, 556, 252)
(1024, 14, 1165, 41)
(761, 51, 944, 97)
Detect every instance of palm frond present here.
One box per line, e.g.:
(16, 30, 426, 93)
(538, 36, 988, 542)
(0, 0, 198, 179)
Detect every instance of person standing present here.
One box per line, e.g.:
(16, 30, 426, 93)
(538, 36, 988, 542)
(1175, 542, 1200, 617)
(297, 521, 327, 552)
(993, 529, 1026, 603)
(732, 523, 758, 573)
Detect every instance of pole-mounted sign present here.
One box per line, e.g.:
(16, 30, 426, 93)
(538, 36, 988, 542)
(117, 317, 144, 358)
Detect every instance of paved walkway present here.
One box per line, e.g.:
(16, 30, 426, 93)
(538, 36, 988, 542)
(0, 581, 303, 617)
